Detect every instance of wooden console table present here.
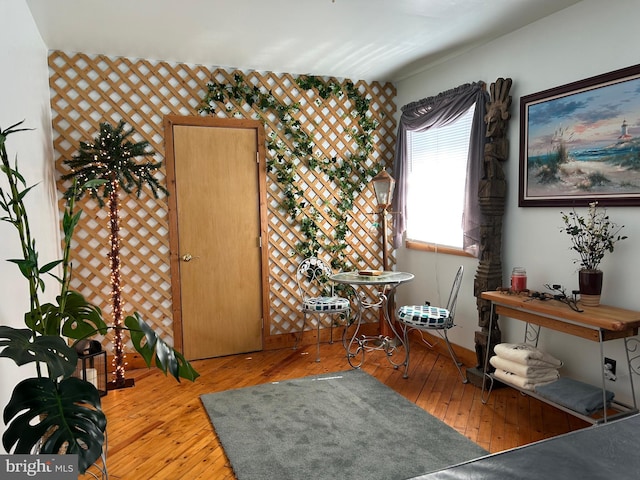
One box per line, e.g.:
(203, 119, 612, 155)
(480, 290, 640, 423)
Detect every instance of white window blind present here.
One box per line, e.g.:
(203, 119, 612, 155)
(406, 104, 475, 248)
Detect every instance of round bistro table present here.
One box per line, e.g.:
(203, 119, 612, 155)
(330, 271, 414, 374)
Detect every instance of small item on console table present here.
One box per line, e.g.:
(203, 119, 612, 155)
(510, 267, 527, 292)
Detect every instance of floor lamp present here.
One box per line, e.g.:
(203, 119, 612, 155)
(370, 170, 395, 337)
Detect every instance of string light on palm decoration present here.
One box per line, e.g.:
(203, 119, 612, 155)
(62, 121, 168, 390)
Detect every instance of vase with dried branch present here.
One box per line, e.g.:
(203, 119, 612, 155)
(560, 201, 627, 306)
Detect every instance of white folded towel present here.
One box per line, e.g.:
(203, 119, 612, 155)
(490, 355, 561, 379)
(493, 343, 563, 368)
(493, 369, 559, 391)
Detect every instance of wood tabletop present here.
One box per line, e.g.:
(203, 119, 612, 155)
(481, 290, 640, 332)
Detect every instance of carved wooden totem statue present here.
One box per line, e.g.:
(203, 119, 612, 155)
(466, 77, 513, 388)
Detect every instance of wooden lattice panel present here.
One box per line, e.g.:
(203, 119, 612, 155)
(49, 51, 397, 352)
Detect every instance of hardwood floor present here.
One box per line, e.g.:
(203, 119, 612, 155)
(83, 339, 589, 479)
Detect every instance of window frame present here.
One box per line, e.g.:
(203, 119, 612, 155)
(403, 103, 476, 253)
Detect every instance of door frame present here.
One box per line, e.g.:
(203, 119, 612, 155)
(163, 115, 270, 354)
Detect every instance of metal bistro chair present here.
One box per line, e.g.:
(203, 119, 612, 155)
(295, 257, 350, 362)
(397, 265, 467, 382)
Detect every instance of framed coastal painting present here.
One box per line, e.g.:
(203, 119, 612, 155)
(519, 64, 640, 206)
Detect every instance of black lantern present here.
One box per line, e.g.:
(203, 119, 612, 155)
(74, 340, 108, 397)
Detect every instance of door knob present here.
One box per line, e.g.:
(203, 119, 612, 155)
(181, 253, 193, 262)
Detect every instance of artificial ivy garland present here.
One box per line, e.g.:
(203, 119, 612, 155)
(199, 73, 383, 272)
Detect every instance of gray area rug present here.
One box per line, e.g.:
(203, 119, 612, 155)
(200, 369, 487, 480)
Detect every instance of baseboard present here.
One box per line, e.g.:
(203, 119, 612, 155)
(264, 327, 477, 368)
(263, 323, 380, 350)
(106, 352, 149, 372)
(117, 325, 476, 369)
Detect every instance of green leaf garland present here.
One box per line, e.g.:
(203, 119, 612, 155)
(200, 74, 383, 271)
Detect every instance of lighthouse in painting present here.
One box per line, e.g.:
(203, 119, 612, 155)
(618, 119, 632, 141)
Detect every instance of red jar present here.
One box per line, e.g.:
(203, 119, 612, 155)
(511, 267, 527, 293)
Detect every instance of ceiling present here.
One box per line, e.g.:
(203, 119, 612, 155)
(26, 0, 581, 83)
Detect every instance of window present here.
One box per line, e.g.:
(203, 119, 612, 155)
(405, 104, 475, 249)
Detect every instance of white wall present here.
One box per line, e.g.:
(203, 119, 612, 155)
(395, 0, 640, 404)
(0, 0, 57, 451)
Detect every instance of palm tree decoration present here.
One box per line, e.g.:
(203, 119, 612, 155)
(62, 120, 168, 389)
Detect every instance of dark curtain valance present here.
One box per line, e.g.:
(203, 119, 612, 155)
(391, 81, 489, 256)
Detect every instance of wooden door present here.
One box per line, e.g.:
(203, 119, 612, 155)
(164, 116, 268, 360)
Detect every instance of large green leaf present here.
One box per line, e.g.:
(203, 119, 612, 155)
(2, 377, 106, 474)
(59, 291, 108, 339)
(24, 290, 108, 338)
(0, 326, 77, 379)
(125, 313, 199, 382)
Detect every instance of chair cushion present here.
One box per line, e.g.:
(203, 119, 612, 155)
(398, 305, 450, 327)
(304, 296, 350, 312)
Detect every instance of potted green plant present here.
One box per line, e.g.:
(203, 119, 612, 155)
(0, 121, 199, 474)
(560, 201, 627, 306)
